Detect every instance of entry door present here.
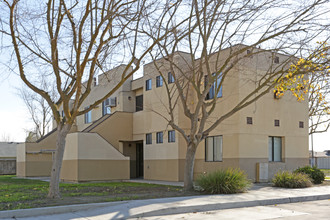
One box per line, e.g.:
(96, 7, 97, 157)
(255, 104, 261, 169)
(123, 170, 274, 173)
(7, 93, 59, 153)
(136, 143, 144, 178)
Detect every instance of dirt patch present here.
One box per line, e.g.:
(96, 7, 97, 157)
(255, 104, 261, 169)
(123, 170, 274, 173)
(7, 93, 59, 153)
(36, 189, 202, 208)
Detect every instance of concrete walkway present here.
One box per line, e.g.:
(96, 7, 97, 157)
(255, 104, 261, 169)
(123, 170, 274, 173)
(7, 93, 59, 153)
(1, 183, 330, 219)
(124, 179, 184, 186)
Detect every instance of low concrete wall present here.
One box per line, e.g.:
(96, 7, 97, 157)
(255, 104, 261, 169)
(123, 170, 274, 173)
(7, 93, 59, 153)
(61, 132, 130, 182)
(16, 143, 54, 177)
(0, 159, 16, 175)
(0, 142, 17, 175)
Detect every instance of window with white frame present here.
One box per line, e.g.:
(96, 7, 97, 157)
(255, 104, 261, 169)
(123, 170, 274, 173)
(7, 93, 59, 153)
(205, 72, 223, 100)
(156, 132, 163, 143)
(168, 130, 175, 142)
(268, 136, 282, 162)
(84, 107, 92, 124)
(205, 136, 223, 162)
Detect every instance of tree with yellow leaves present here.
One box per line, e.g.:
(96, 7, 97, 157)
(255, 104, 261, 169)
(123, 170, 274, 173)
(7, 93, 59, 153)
(275, 42, 330, 134)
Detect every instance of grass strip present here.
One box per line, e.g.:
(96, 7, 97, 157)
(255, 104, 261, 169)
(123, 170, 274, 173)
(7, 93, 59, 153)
(0, 175, 185, 211)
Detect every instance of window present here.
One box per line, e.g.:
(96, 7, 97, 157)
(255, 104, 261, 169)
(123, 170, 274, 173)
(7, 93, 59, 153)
(168, 130, 175, 143)
(274, 119, 280, 127)
(84, 108, 92, 124)
(168, 72, 175, 84)
(205, 73, 223, 100)
(156, 132, 163, 144)
(247, 117, 253, 125)
(274, 56, 280, 64)
(156, 76, 163, 87)
(268, 136, 282, 162)
(146, 79, 152, 91)
(205, 136, 223, 162)
(146, 133, 152, 144)
(136, 95, 143, 112)
(102, 99, 111, 116)
(299, 121, 304, 128)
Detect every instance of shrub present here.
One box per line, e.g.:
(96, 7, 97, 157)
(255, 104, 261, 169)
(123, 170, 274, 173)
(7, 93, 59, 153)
(294, 166, 325, 184)
(196, 168, 251, 194)
(272, 170, 312, 188)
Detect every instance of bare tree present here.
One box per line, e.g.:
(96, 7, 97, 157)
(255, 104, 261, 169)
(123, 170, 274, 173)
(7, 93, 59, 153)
(1, 0, 176, 198)
(0, 133, 12, 142)
(149, 0, 330, 191)
(18, 84, 55, 140)
(307, 43, 330, 135)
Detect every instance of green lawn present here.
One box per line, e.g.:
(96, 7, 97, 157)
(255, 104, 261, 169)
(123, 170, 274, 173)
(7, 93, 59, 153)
(321, 169, 330, 176)
(0, 175, 192, 211)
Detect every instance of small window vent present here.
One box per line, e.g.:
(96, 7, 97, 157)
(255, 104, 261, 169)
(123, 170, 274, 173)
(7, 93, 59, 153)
(274, 119, 280, 127)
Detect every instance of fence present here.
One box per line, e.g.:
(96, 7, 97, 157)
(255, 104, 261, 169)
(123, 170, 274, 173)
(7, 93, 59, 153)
(310, 157, 330, 169)
(0, 159, 16, 175)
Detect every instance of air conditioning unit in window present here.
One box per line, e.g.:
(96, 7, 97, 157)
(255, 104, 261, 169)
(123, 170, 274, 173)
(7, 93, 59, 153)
(104, 98, 110, 106)
(109, 97, 117, 107)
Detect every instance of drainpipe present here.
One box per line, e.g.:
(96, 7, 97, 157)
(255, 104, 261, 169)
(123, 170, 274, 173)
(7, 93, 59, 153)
(310, 118, 314, 167)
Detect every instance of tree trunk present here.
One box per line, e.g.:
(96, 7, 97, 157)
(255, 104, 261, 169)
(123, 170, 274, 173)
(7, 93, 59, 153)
(184, 142, 197, 191)
(47, 123, 71, 199)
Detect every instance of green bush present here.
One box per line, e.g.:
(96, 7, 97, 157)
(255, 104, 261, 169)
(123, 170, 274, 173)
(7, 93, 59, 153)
(196, 168, 251, 194)
(272, 171, 312, 188)
(294, 166, 325, 184)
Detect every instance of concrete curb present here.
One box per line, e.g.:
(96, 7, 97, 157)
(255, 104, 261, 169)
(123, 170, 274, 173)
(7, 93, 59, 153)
(130, 194, 330, 218)
(0, 193, 329, 219)
(0, 200, 127, 219)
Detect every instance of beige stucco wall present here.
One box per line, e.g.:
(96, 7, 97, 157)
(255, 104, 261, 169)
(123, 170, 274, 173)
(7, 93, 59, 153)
(75, 65, 134, 131)
(131, 52, 194, 181)
(17, 141, 53, 177)
(89, 112, 133, 150)
(123, 142, 137, 178)
(61, 132, 129, 182)
(19, 46, 308, 183)
(16, 126, 79, 177)
(16, 143, 26, 177)
(16, 134, 56, 177)
(174, 48, 308, 182)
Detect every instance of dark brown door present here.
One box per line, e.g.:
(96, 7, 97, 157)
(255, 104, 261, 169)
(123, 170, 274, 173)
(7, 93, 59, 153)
(136, 143, 144, 178)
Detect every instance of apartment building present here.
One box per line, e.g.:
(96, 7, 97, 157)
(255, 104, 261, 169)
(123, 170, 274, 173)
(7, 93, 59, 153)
(16, 46, 309, 182)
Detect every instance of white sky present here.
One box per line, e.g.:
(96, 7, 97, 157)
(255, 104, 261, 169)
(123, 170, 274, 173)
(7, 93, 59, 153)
(0, 73, 33, 142)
